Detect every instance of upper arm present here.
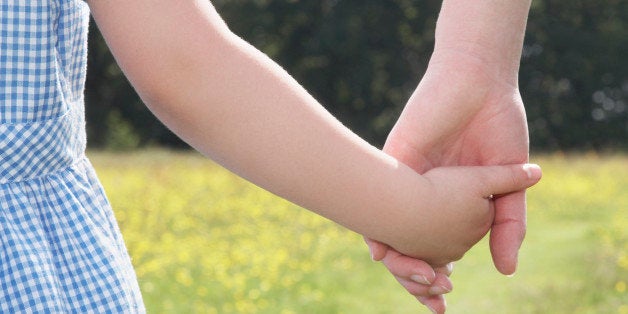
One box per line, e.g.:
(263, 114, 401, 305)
(87, 0, 232, 102)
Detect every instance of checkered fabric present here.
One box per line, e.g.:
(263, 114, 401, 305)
(1, 1, 145, 312)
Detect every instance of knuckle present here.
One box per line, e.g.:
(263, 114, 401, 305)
(509, 167, 522, 188)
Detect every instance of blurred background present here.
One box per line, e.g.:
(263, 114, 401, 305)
(84, 1, 627, 313)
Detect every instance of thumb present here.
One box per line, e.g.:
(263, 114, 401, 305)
(479, 164, 542, 197)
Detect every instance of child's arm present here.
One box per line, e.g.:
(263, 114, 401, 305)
(87, 0, 541, 265)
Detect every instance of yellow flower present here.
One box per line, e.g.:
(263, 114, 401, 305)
(616, 281, 626, 293)
(175, 269, 193, 287)
(196, 286, 208, 297)
(618, 254, 628, 269)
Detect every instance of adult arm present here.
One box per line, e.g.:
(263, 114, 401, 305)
(370, 0, 533, 311)
(386, 0, 533, 273)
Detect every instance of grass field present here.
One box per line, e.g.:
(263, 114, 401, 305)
(89, 150, 627, 314)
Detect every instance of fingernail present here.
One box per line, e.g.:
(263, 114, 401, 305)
(523, 163, 541, 179)
(445, 262, 454, 274)
(410, 274, 431, 285)
(429, 285, 452, 295)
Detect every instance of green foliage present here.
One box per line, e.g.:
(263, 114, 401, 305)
(85, 1, 627, 150)
(522, 0, 628, 150)
(104, 110, 141, 151)
(213, 0, 440, 145)
(449, 153, 628, 313)
(90, 150, 628, 313)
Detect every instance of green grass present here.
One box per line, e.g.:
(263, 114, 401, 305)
(88, 150, 628, 313)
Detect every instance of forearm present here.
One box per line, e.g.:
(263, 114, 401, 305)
(164, 35, 427, 241)
(89, 1, 429, 247)
(432, 0, 532, 84)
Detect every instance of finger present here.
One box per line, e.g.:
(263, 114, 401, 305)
(418, 294, 447, 314)
(479, 163, 542, 197)
(490, 190, 526, 275)
(428, 274, 453, 295)
(395, 272, 453, 297)
(381, 250, 436, 285)
(363, 237, 389, 261)
(434, 263, 454, 276)
(396, 277, 432, 296)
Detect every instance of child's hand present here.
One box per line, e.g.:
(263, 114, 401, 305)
(386, 163, 541, 267)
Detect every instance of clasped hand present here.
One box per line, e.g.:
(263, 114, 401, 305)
(365, 53, 539, 313)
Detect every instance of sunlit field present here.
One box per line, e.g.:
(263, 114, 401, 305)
(89, 150, 627, 314)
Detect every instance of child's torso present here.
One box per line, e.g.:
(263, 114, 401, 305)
(0, 0, 90, 124)
(0, 0, 90, 183)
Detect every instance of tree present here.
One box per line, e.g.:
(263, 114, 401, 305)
(522, 0, 628, 150)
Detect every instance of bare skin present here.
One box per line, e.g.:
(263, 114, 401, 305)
(366, 1, 533, 312)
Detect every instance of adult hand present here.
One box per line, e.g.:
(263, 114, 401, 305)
(367, 51, 531, 313)
(366, 0, 532, 310)
(385, 52, 530, 274)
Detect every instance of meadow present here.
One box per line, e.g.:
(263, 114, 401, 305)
(89, 150, 627, 314)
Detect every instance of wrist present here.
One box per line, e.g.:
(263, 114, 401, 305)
(429, 45, 520, 87)
(432, 0, 531, 86)
(426, 47, 521, 89)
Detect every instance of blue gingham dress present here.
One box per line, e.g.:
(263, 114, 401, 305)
(0, 1, 145, 312)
